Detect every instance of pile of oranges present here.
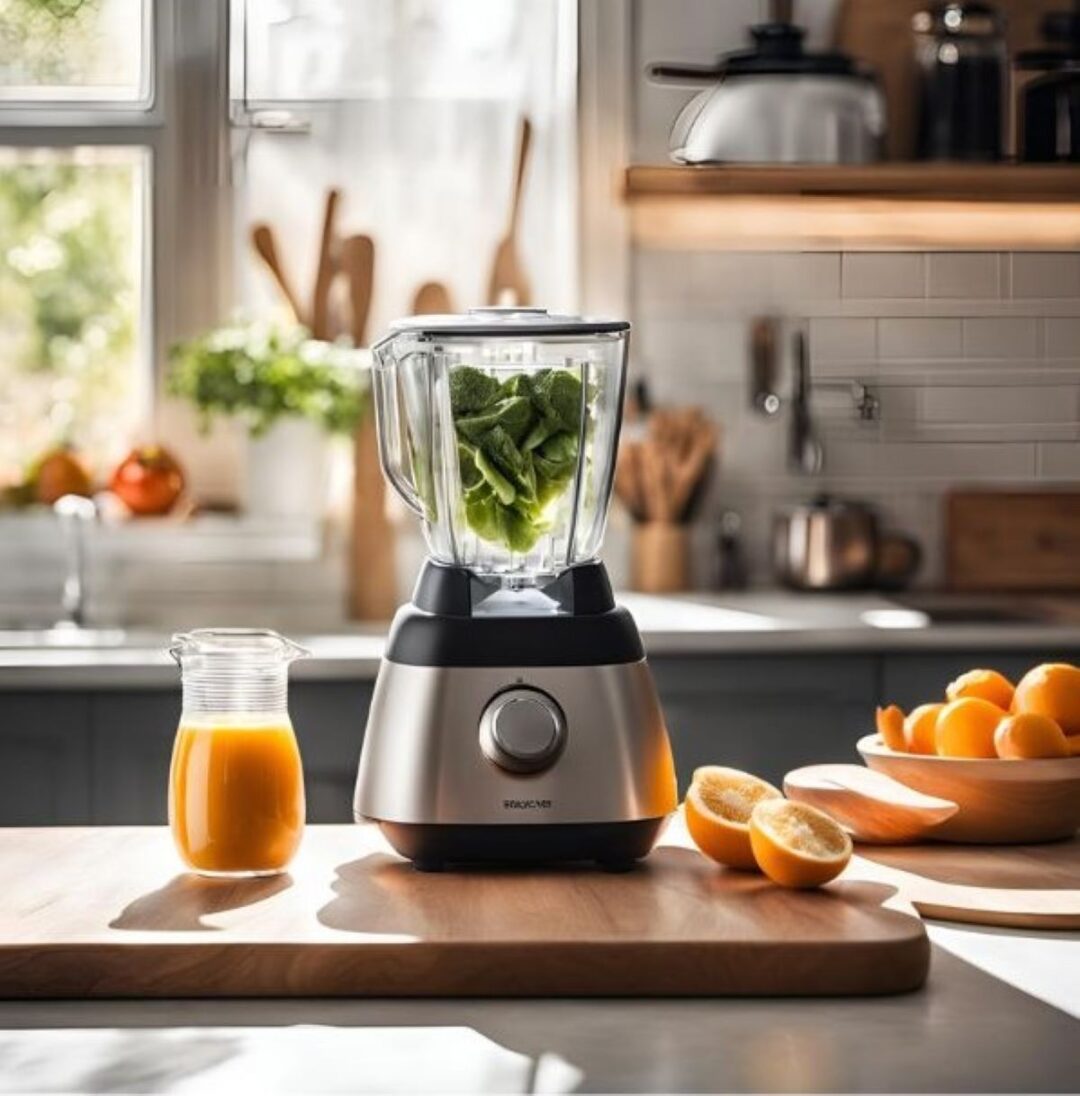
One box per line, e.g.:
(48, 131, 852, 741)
(876, 662, 1080, 760)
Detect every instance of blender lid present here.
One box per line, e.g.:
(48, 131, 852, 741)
(384, 307, 630, 339)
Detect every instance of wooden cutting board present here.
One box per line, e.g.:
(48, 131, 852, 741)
(946, 491, 1080, 591)
(854, 836, 1080, 931)
(0, 824, 928, 999)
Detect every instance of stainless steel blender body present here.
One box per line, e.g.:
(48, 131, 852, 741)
(353, 309, 677, 870)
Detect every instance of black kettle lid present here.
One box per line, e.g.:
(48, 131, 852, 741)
(723, 21, 867, 78)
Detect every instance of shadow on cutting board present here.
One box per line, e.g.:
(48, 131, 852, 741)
(109, 872, 293, 932)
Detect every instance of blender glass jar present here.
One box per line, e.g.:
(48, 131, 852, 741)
(168, 629, 307, 877)
(372, 308, 629, 582)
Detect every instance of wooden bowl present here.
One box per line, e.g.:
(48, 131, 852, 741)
(857, 735, 1080, 844)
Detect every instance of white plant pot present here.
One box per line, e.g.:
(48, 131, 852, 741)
(245, 417, 330, 522)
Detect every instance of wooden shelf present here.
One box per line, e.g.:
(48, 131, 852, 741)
(623, 165, 1080, 251)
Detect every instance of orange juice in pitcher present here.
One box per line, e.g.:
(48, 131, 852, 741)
(168, 630, 307, 876)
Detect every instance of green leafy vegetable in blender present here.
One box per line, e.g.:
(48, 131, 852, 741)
(450, 365, 585, 552)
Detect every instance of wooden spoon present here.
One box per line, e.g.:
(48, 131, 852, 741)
(339, 234, 375, 347)
(411, 280, 454, 316)
(784, 764, 958, 845)
(487, 116, 533, 307)
(311, 188, 341, 339)
(251, 223, 305, 322)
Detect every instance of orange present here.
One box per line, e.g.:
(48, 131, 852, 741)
(1068, 735, 1080, 758)
(935, 697, 1004, 758)
(684, 766, 782, 870)
(994, 713, 1069, 759)
(1013, 663, 1080, 735)
(875, 705, 906, 751)
(748, 800, 852, 889)
(904, 703, 943, 756)
(946, 668, 1014, 711)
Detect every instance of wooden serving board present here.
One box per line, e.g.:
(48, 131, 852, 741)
(946, 491, 1080, 592)
(854, 836, 1080, 931)
(0, 824, 928, 999)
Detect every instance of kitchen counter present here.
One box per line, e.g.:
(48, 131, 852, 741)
(0, 925, 1077, 1091)
(0, 823, 1078, 1092)
(4, 590, 1080, 689)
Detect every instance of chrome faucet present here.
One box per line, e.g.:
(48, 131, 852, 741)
(53, 494, 97, 628)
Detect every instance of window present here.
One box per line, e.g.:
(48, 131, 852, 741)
(0, 0, 151, 104)
(0, 0, 154, 486)
(0, 146, 147, 480)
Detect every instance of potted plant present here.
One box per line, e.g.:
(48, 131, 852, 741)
(168, 321, 368, 521)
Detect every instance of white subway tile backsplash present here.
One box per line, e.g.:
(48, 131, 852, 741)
(824, 441, 1036, 480)
(773, 253, 841, 298)
(1012, 253, 1080, 299)
(878, 318, 963, 359)
(842, 253, 925, 299)
(1038, 442, 1080, 478)
(691, 251, 777, 301)
(808, 317, 876, 361)
(928, 253, 1001, 298)
(962, 317, 1039, 359)
(921, 385, 1078, 425)
(1045, 318, 1080, 358)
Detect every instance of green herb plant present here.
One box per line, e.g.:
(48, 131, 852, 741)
(168, 321, 368, 437)
(450, 364, 587, 554)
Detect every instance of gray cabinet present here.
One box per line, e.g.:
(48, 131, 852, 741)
(0, 693, 91, 824)
(291, 681, 372, 823)
(90, 691, 178, 824)
(652, 655, 878, 790)
(5, 647, 1078, 826)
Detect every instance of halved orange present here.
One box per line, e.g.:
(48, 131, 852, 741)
(875, 705, 906, 751)
(994, 712, 1069, 759)
(749, 799, 853, 889)
(946, 668, 1015, 712)
(684, 766, 782, 870)
(905, 702, 944, 755)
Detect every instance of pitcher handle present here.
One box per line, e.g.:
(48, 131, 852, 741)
(372, 352, 426, 518)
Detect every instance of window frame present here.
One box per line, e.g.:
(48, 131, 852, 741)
(0, 0, 236, 435)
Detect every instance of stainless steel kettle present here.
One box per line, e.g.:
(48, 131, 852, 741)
(648, 0, 885, 164)
(772, 495, 922, 591)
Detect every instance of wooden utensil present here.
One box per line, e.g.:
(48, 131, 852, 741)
(339, 234, 375, 347)
(853, 837, 1080, 931)
(311, 188, 341, 339)
(785, 764, 958, 845)
(859, 734, 1080, 844)
(0, 824, 928, 998)
(251, 223, 305, 322)
(487, 116, 533, 307)
(946, 490, 1080, 592)
(411, 280, 454, 315)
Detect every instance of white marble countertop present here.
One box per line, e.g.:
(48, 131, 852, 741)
(3, 590, 1080, 688)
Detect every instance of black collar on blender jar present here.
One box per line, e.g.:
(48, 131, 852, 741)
(384, 561, 646, 669)
(381, 307, 630, 341)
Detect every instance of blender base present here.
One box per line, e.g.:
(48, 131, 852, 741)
(370, 817, 668, 873)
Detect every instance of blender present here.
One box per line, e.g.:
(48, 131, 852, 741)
(353, 308, 677, 870)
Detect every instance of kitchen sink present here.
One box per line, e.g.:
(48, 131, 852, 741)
(891, 596, 1057, 626)
(0, 625, 164, 649)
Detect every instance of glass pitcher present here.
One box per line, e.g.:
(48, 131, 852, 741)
(168, 629, 307, 877)
(372, 308, 630, 583)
